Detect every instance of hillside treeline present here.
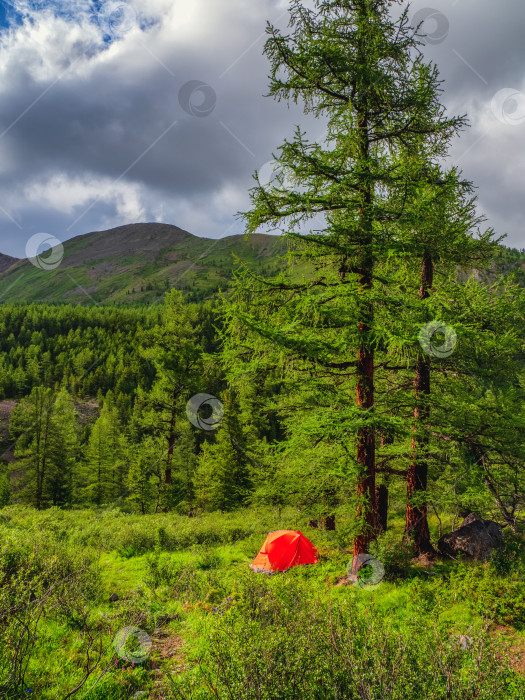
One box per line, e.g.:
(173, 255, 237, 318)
(1, 0, 525, 559)
(0, 264, 523, 552)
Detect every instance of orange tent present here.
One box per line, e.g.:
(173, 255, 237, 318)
(249, 530, 319, 573)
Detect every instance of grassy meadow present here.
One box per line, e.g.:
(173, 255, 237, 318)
(1, 505, 524, 699)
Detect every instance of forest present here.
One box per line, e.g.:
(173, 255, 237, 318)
(1, 1, 524, 698)
(1, 271, 524, 538)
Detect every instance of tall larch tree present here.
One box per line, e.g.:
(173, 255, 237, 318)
(385, 161, 497, 553)
(234, 0, 466, 554)
(83, 394, 128, 506)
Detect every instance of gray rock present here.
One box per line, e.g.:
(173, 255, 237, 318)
(109, 593, 119, 602)
(458, 634, 473, 650)
(438, 513, 503, 561)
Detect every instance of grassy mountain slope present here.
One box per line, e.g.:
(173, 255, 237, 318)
(0, 223, 287, 305)
(1, 223, 524, 306)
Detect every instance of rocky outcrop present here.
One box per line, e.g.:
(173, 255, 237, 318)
(438, 513, 504, 561)
(0, 253, 20, 274)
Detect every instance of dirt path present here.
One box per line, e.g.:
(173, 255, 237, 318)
(150, 631, 187, 699)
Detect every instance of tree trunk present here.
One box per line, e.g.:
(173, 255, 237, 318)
(34, 393, 43, 510)
(97, 456, 102, 507)
(375, 484, 388, 533)
(320, 514, 336, 531)
(353, 101, 377, 556)
(37, 402, 52, 511)
(405, 250, 435, 555)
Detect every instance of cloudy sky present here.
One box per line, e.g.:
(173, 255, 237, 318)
(0, 0, 524, 258)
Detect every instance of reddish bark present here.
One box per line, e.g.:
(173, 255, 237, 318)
(351, 43, 378, 555)
(405, 251, 435, 555)
(353, 254, 378, 556)
(375, 484, 388, 533)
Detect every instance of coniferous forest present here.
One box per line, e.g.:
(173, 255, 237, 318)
(1, 2, 524, 699)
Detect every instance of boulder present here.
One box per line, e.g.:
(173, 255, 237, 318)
(438, 513, 503, 561)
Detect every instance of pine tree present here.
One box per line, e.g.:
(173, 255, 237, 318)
(133, 289, 205, 510)
(9, 386, 55, 509)
(376, 264, 525, 540)
(44, 389, 78, 507)
(166, 421, 198, 511)
(126, 435, 160, 515)
(427, 278, 525, 533)
(194, 392, 252, 512)
(83, 394, 128, 506)
(230, 0, 466, 553)
(9, 387, 78, 508)
(383, 161, 497, 553)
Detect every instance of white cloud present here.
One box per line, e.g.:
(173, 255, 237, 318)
(25, 172, 144, 219)
(0, 0, 524, 255)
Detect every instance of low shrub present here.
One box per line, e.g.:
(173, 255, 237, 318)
(144, 552, 186, 588)
(0, 533, 101, 697)
(447, 563, 525, 629)
(174, 576, 525, 700)
(196, 550, 221, 571)
(368, 529, 416, 580)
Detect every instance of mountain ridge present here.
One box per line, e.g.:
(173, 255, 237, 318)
(0, 223, 286, 305)
(1, 222, 524, 306)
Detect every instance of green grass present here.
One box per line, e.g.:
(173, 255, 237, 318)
(1, 505, 524, 699)
(98, 552, 150, 596)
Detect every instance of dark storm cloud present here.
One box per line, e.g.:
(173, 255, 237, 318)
(0, 0, 306, 255)
(406, 0, 525, 247)
(0, 0, 523, 257)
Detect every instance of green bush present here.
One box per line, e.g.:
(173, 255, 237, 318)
(83, 667, 150, 700)
(490, 532, 525, 576)
(196, 550, 221, 571)
(368, 529, 416, 580)
(144, 552, 185, 588)
(0, 505, 285, 555)
(447, 563, 525, 628)
(174, 576, 525, 700)
(0, 533, 101, 697)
